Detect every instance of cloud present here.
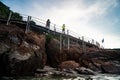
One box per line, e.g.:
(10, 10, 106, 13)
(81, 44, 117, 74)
(104, 34, 120, 48)
(23, 0, 119, 48)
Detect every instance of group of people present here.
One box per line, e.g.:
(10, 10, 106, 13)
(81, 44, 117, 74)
(46, 19, 65, 34)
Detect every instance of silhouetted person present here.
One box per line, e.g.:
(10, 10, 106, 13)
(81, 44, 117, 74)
(62, 24, 65, 34)
(46, 19, 50, 33)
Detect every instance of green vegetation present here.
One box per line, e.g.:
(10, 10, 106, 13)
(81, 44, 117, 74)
(0, 1, 22, 20)
(11, 12, 22, 20)
(30, 21, 36, 25)
(46, 34, 54, 44)
(0, 1, 9, 18)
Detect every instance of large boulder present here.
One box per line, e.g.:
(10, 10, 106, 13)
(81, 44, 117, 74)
(58, 60, 79, 70)
(75, 67, 95, 75)
(79, 50, 120, 74)
(63, 45, 83, 62)
(46, 37, 83, 67)
(0, 24, 47, 76)
(46, 38, 61, 67)
(101, 61, 120, 74)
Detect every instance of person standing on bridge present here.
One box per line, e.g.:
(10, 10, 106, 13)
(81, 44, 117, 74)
(46, 19, 51, 33)
(62, 24, 65, 34)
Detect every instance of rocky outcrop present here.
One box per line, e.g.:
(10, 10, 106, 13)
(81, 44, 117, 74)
(46, 34, 120, 74)
(58, 61, 79, 70)
(46, 38, 63, 67)
(1, 24, 120, 76)
(79, 50, 120, 74)
(0, 24, 47, 76)
(46, 38, 83, 67)
(63, 45, 83, 62)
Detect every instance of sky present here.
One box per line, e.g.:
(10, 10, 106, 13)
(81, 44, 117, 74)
(1, 0, 120, 49)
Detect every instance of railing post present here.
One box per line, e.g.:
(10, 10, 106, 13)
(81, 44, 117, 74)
(7, 11, 12, 25)
(67, 30, 70, 51)
(25, 16, 31, 33)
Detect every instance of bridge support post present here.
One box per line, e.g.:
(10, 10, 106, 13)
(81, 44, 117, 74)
(54, 24, 56, 35)
(25, 16, 31, 33)
(67, 30, 70, 51)
(92, 39, 94, 44)
(60, 34, 62, 53)
(82, 36, 86, 53)
(7, 11, 12, 25)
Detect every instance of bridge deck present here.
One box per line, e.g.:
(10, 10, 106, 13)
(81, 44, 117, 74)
(0, 18, 98, 48)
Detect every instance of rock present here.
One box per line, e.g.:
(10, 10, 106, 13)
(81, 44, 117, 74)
(0, 25, 47, 76)
(53, 71, 77, 78)
(46, 38, 63, 67)
(79, 50, 120, 74)
(43, 66, 56, 72)
(73, 77, 86, 80)
(34, 69, 47, 74)
(0, 43, 10, 54)
(63, 69, 77, 74)
(86, 47, 99, 52)
(101, 62, 120, 74)
(25, 32, 47, 65)
(75, 67, 95, 75)
(58, 61, 79, 70)
(79, 59, 100, 72)
(63, 45, 83, 62)
(86, 77, 93, 80)
(0, 77, 14, 80)
(46, 38, 82, 67)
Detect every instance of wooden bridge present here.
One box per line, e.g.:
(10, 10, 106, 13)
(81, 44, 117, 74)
(0, 17, 100, 51)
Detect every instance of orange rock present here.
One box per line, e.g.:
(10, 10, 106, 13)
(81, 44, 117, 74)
(59, 61, 79, 70)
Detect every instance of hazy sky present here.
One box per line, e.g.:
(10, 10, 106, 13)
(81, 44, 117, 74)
(1, 0, 120, 48)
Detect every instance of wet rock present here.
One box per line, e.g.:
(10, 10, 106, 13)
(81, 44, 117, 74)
(75, 67, 95, 75)
(43, 66, 56, 72)
(79, 50, 120, 74)
(63, 69, 77, 74)
(0, 43, 10, 54)
(53, 71, 77, 78)
(79, 59, 100, 72)
(101, 62, 120, 74)
(86, 77, 93, 80)
(35, 69, 47, 74)
(0, 77, 14, 80)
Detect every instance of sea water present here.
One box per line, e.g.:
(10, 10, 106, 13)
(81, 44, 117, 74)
(91, 74, 120, 80)
(1, 74, 120, 80)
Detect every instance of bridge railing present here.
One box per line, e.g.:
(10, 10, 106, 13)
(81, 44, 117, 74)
(5, 12, 101, 49)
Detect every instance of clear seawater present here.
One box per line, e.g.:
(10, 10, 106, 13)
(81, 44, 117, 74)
(1, 74, 120, 80)
(91, 74, 120, 80)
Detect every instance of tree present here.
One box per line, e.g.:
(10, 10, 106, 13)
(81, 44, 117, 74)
(0, 1, 10, 18)
(0, 1, 23, 20)
(11, 12, 23, 20)
(30, 20, 36, 25)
